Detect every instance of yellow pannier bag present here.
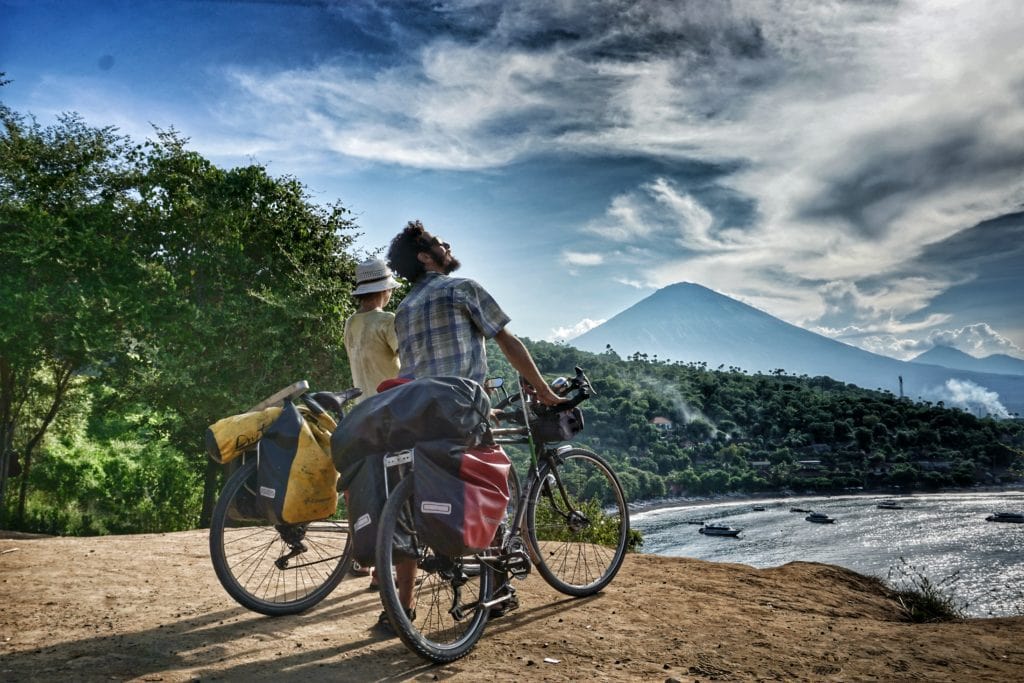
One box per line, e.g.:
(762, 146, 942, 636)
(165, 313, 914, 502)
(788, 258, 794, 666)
(206, 400, 340, 524)
(204, 407, 283, 464)
(258, 401, 339, 524)
(278, 405, 339, 524)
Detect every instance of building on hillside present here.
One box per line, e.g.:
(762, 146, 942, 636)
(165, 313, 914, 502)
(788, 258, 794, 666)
(651, 416, 674, 431)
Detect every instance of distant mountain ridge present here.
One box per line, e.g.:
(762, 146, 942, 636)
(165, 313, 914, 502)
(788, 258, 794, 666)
(912, 346, 1024, 377)
(572, 282, 1024, 417)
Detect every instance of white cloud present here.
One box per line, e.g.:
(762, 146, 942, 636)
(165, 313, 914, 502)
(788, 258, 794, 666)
(582, 177, 739, 266)
(562, 251, 604, 266)
(841, 323, 1023, 361)
(548, 317, 605, 342)
(928, 323, 1022, 357)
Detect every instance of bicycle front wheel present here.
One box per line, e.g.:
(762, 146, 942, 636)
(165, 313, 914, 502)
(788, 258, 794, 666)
(527, 448, 629, 596)
(209, 459, 353, 616)
(376, 475, 494, 663)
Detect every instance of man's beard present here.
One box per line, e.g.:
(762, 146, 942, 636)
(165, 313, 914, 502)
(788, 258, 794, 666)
(430, 250, 461, 275)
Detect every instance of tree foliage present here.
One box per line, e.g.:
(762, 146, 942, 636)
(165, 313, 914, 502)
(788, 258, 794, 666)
(1, 97, 361, 528)
(511, 339, 1024, 501)
(1, 104, 155, 521)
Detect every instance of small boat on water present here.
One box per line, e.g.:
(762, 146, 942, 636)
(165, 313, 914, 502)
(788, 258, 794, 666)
(877, 500, 904, 510)
(790, 507, 811, 513)
(986, 512, 1024, 523)
(752, 505, 766, 511)
(805, 512, 836, 524)
(685, 519, 706, 525)
(699, 524, 742, 537)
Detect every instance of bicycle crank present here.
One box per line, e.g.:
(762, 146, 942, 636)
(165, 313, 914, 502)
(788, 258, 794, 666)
(501, 535, 532, 579)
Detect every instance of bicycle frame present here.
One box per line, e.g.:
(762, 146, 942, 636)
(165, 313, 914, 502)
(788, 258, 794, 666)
(481, 374, 583, 586)
(372, 367, 628, 663)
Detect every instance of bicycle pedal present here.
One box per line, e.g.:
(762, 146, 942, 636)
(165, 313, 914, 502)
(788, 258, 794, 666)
(504, 549, 531, 579)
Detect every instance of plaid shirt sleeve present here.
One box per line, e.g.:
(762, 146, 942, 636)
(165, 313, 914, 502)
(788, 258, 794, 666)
(454, 279, 510, 339)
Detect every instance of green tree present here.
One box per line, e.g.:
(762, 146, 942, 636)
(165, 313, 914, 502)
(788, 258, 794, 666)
(1, 99, 361, 528)
(125, 130, 360, 525)
(0, 104, 155, 522)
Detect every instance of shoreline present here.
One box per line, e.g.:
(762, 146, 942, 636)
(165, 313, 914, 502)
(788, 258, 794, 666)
(628, 485, 1024, 517)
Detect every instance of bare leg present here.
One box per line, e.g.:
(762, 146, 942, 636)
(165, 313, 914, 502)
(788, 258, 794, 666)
(396, 557, 417, 610)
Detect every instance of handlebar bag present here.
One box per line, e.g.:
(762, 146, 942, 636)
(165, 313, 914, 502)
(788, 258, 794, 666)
(257, 400, 340, 525)
(530, 406, 585, 443)
(331, 376, 491, 473)
(412, 440, 511, 558)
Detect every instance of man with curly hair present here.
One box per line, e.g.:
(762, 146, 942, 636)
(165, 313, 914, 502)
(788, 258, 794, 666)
(373, 220, 563, 632)
(386, 220, 563, 405)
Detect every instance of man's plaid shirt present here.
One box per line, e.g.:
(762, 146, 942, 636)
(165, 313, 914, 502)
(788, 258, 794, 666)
(395, 272, 510, 383)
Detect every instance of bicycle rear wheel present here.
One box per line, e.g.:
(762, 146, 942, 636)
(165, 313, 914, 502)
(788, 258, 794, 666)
(375, 476, 494, 663)
(526, 447, 629, 596)
(209, 458, 352, 616)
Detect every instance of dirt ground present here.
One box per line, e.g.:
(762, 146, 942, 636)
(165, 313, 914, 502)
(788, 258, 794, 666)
(1, 529, 1022, 682)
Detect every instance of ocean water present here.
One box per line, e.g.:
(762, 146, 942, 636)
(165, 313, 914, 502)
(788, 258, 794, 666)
(631, 490, 1024, 617)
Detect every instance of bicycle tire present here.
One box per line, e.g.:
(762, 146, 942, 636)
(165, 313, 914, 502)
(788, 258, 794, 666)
(526, 448, 629, 596)
(375, 475, 494, 663)
(209, 459, 353, 616)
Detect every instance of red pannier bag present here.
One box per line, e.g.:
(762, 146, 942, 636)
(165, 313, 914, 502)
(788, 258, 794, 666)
(413, 440, 511, 558)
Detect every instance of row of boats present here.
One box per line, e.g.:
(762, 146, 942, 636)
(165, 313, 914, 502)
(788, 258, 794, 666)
(695, 502, 1024, 537)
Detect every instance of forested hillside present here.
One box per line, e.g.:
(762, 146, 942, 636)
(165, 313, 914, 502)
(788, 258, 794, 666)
(492, 340, 1024, 503)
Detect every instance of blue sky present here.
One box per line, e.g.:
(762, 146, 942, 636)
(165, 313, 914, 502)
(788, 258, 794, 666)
(4, 0, 1023, 360)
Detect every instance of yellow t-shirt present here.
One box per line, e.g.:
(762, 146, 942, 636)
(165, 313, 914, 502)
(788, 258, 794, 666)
(344, 309, 400, 403)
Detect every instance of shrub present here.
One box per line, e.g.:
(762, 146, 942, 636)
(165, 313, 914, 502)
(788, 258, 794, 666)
(886, 557, 966, 622)
(20, 433, 202, 535)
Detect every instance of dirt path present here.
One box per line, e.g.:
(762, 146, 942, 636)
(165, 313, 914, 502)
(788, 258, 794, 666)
(2, 529, 1022, 681)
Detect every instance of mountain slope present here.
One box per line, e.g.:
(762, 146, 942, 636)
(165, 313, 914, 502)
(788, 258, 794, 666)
(912, 346, 1024, 377)
(572, 282, 1024, 416)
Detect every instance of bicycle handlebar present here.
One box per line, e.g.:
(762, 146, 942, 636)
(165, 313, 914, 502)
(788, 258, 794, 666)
(532, 366, 595, 415)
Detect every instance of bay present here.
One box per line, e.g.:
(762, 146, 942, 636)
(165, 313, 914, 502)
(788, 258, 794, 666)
(631, 490, 1024, 617)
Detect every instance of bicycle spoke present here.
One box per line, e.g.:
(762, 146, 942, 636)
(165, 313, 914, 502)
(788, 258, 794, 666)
(528, 449, 629, 596)
(376, 476, 492, 663)
(210, 460, 352, 615)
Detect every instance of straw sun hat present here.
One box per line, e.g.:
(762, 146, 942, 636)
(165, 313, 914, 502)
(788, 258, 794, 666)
(353, 258, 399, 296)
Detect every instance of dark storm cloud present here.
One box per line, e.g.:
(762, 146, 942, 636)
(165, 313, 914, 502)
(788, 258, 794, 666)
(798, 126, 1024, 239)
(913, 212, 1024, 332)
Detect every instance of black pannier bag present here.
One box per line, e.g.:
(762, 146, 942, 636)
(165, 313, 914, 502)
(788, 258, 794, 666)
(331, 376, 491, 472)
(529, 406, 584, 443)
(225, 455, 264, 522)
(330, 376, 492, 562)
(412, 439, 511, 558)
(338, 453, 390, 566)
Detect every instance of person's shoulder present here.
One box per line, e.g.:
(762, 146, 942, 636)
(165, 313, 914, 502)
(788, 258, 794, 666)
(447, 276, 488, 293)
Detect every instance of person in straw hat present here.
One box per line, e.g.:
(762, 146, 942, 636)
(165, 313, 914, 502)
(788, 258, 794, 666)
(344, 258, 401, 405)
(343, 258, 401, 590)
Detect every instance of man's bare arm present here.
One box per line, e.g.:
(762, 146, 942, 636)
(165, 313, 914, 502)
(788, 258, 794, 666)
(493, 328, 565, 406)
